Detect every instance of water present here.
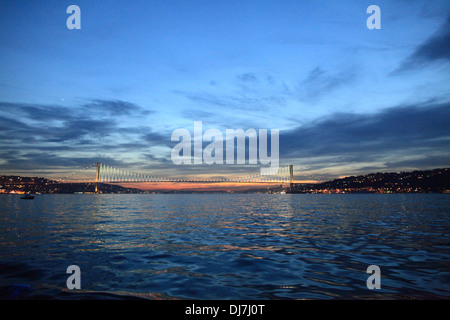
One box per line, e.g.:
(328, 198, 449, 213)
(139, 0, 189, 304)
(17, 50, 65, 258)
(0, 194, 449, 299)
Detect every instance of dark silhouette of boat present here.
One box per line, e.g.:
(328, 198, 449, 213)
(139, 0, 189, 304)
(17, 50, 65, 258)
(20, 194, 35, 200)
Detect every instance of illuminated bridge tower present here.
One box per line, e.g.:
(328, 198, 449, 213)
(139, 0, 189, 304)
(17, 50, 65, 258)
(289, 165, 294, 192)
(289, 164, 294, 192)
(95, 162, 101, 194)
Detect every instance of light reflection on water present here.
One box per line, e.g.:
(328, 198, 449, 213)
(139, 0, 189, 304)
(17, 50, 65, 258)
(0, 194, 449, 299)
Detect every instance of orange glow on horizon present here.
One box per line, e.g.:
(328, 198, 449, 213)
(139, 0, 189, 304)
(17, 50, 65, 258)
(115, 180, 319, 191)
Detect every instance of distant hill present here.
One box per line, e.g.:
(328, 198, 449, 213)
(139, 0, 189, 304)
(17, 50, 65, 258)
(0, 176, 142, 194)
(49, 182, 142, 194)
(290, 168, 450, 193)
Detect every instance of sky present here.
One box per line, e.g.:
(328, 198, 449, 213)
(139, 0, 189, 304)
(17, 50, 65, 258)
(0, 0, 449, 186)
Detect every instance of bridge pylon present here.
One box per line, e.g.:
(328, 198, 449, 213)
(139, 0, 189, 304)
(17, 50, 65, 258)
(289, 164, 294, 192)
(95, 162, 101, 193)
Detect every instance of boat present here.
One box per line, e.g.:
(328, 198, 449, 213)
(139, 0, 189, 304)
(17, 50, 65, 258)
(20, 193, 35, 200)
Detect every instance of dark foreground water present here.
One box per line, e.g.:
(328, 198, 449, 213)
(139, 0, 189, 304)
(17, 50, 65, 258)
(0, 194, 449, 300)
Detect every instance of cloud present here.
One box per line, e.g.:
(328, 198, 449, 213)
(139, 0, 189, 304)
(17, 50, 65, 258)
(44, 119, 120, 143)
(279, 100, 450, 172)
(0, 99, 151, 142)
(82, 99, 152, 117)
(0, 99, 150, 121)
(0, 99, 159, 174)
(1, 98, 449, 179)
(384, 155, 450, 170)
(177, 90, 287, 115)
(141, 131, 172, 147)
(394, 16, 450, 73)
(237, 73, 258, 83)
(298, 67, 357, 102)
(0, 110, 117, 144)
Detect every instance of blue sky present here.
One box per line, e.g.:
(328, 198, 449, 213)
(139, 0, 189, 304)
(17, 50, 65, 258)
(0, 0, 449, 181)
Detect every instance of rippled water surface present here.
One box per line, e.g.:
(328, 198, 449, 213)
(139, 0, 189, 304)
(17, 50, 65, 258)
(0, 194, 449, 299)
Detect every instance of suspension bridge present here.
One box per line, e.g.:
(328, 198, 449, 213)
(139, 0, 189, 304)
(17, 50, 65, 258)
(57, 163, 297, 193)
